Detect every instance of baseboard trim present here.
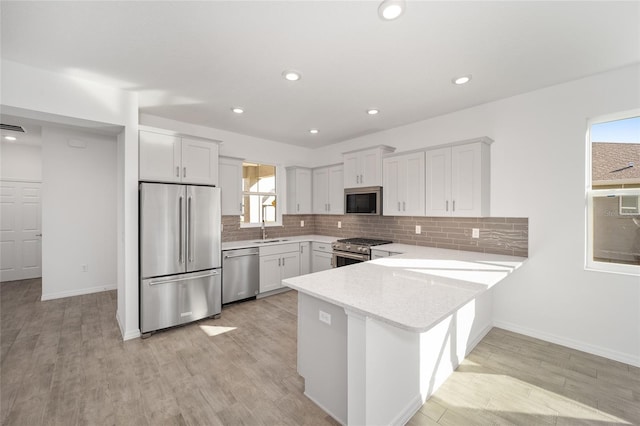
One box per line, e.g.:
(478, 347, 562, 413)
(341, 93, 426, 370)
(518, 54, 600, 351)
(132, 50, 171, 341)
(390, 394, 423, 426)
(41, 284, 117, 301)
(493, 320, 640, 368)
(303, 391, 346, 426)
(466, 322, 494, 357)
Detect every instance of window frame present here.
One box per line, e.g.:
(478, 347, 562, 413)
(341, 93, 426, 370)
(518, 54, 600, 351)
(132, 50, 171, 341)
(585, 109, 640, 276)
(240, 162, 283, 228)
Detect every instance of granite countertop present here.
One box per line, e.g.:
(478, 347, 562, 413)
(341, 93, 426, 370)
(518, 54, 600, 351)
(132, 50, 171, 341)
(221, 234, 337, 251)
(283, 244, 526, 333)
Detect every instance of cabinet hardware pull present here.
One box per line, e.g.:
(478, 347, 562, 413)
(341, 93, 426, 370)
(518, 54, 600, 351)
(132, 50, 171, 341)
(397, 202, 400, 211)
(283, 257, 285, 266)
(176, 166, 180, 177)
(297, 203, 300, 212)
(183, 167, 187, 178)
(403, 201, 406, 211)
(453, 200, 455, 212)
(360, 174, 363, 183)
(278, 258, 281, 267)
(446, 200, 449, 211)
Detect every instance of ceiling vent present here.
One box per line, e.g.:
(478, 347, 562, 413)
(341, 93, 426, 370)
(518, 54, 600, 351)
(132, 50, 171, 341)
(0, 124, 26, 133)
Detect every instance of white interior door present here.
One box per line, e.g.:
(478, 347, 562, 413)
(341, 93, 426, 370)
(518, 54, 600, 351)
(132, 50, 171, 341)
(0, 180, 42, 282)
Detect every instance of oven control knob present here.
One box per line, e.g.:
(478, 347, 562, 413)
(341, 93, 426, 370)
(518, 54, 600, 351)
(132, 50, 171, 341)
(360, 247, 368, 253)
(346, 245, 351, 250)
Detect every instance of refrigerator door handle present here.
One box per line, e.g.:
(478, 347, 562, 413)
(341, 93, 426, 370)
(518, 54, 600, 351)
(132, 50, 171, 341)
(149, 271, 219, 286)
(187, 195, 193, 263)
(179, 196, 184, 264)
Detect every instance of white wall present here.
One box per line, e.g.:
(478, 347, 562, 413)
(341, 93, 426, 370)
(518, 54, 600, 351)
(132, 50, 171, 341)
(311, 64, 640, 366)
(41, 127, 117, 300)
(0, 142, 42, 181)
(140, 113, 313, 167)
(1, 60, 140, 340)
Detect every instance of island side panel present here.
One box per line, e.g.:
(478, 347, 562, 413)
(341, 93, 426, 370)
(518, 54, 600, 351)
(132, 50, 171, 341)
(297, 292, 348, 424)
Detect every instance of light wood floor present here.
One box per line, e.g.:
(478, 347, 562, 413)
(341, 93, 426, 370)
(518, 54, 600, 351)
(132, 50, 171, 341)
(1, 279, 639, 425)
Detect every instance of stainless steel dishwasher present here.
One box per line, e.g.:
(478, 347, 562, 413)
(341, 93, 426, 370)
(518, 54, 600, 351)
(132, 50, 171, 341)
(222, 247, 260, 304)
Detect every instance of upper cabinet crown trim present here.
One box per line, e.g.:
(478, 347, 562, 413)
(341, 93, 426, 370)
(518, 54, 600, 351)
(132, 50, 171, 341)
(383, 136, 494, 159)
(138, 126, 222, 144)
(342, 145, 396, 155)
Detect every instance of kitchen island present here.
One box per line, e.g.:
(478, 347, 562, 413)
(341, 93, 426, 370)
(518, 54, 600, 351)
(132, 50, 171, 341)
(283, 245, 526, 426)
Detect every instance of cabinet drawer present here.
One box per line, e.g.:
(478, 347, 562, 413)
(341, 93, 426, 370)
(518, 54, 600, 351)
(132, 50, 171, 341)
(312, 242, 332, 253)
(260, 242, 301, 256)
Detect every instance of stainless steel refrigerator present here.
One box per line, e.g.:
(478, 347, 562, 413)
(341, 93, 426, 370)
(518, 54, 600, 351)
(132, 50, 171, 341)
(139, 182, 222, 335)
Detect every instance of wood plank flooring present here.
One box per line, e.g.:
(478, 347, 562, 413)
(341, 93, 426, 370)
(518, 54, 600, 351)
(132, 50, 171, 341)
(2, 278, 639, 425)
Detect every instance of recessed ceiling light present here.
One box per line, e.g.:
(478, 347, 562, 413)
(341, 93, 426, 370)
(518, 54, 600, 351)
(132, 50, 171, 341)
(282, 70, 302, 81)
(453, 75, 472, 85)
(4, 136, 17, 141)
(309, 129, 319, 134)
(378, 0, 405, 20)
(367, 109, 380, 115)
(231, 107, 244, 114)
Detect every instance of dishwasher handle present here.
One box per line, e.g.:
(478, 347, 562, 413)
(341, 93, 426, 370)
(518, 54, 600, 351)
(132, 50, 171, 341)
(224, 253, 259, 259)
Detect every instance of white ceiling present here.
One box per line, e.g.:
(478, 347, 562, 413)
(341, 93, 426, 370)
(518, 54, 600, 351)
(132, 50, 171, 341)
(1, 1, 639, 148)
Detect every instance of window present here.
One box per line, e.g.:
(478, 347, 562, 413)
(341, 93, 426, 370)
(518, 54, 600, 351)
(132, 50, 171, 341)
(586, 111, 640, 274)
(241, 162, 277, 225)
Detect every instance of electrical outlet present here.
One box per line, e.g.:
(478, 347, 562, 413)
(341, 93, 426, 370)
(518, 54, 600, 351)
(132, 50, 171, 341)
(81, 264, 88, 272)
(300, 220, 305, 227)
(472, 228, 480, 239)
(319, 310, 332, 325)
(415, 225, 421, 234)
(338, 221, 342, 229)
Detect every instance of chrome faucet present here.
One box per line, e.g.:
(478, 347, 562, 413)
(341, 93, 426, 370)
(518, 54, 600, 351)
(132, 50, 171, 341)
(261, 220, 267, 240)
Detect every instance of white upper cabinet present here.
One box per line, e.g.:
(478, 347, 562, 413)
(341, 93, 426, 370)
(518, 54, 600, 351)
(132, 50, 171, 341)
(425, 139, 491, 217)
(219, 156, 243, 216)
(139, 131, 181, 183)
(313, 164, 344, 215)
(139, 130, 219, 185)
(343, 146, 395, 188)
(180, 137, 219, 185)
(287, 167, 312, 214)
(383, 152, 425, 216)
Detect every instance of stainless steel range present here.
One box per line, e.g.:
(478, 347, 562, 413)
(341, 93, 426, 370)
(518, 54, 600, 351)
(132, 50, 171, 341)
(331, 237, 393, 268)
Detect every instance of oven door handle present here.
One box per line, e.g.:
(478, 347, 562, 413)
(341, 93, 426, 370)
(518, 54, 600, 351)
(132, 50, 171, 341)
(333, 251, 369, 263)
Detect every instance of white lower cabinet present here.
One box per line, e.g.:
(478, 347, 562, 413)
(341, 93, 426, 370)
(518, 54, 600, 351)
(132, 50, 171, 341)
(259, 243, 300, 293)
(311, 242, 333, 272)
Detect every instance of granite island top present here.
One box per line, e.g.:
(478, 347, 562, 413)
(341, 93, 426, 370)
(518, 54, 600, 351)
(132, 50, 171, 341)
(283, 244, 527, 333)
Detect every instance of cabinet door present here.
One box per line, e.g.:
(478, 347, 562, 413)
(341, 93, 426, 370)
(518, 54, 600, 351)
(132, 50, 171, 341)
(328, 165, 344, 214)
(403, 152, 426, 216)
(451, 143, 482, 217)
(343, 153, 359, 188)
(312, 167, 329, 214)
(383, 157, 401, 216)
(288, 168, 312, 214)
(425, 147, 452, 216)
(299, 242, 311, 275)
(219, 157, 243, 216)
(281, 251, 300, 281)
(181, 137, 219, 185)
(139, 131, 181, 183)
(312, 251, 333, 273)
(360, 149, 381, 187)
(259, 254, 283, 293)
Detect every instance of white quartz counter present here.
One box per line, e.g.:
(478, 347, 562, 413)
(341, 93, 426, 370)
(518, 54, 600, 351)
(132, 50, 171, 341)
(283, 245, 526, 333)
(221, 234, 337, 251)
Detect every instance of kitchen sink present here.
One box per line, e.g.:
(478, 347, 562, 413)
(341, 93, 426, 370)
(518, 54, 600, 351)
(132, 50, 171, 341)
(252, 239, 289, 244)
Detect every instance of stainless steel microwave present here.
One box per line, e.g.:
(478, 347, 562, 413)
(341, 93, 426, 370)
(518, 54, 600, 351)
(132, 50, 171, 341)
(344, 186, 382, 215)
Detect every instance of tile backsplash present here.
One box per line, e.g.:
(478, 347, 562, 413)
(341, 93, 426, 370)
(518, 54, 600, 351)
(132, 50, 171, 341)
(223, 214, 528, 257)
